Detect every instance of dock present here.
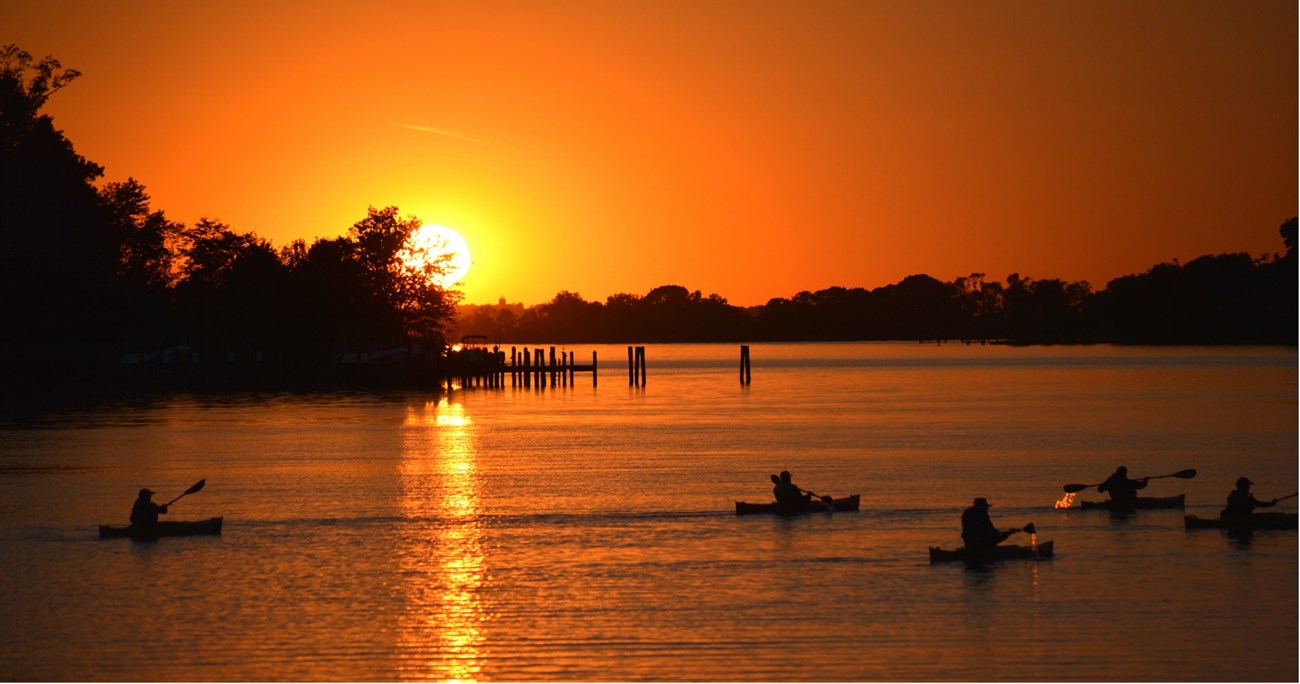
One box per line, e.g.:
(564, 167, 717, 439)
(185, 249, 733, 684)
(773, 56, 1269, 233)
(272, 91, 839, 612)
(444, 343, 597, 391)
(445, 343, 755, 391)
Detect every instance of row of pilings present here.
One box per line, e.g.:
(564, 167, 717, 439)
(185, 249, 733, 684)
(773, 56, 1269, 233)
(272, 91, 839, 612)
(447, 345, 598, 391)
(446, 344, 755, 391)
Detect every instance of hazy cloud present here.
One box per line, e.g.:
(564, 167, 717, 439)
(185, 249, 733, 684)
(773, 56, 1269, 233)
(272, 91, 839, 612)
(400, 124, 486, 143)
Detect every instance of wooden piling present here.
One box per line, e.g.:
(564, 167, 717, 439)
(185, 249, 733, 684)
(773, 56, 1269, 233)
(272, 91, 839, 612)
(627, 345, 647, 386)
(740, 345, 751, 385)
(535, 347, 545, 389)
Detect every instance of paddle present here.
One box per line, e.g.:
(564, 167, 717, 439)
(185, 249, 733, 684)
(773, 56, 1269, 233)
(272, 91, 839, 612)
(993, 522, 1036, 544)
(164, 479, 206, 507)
(1062, 468, 1197, 493)
(1271, 492, 1298, 504)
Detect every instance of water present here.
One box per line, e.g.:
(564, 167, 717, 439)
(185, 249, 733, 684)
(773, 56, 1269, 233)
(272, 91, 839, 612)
(0, 343, 1295, 681)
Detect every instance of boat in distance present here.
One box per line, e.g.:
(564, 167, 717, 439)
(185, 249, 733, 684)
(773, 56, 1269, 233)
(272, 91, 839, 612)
(1079, 494, 1185, 510)
(1184, 512, 1297, 530)
(735, 494, 860, 515)
(99, 517, 224, 540)
(929, 540, 1054, 564)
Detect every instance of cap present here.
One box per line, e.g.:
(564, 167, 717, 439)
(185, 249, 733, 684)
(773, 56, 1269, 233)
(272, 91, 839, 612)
(139, 488, 155, 497)
(1236, 477, 1253, 487)
(973, 497, 991, 508)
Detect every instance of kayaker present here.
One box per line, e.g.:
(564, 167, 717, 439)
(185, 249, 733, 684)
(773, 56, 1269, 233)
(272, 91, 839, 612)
(1097, 466, 1148, 501)
(961, 498, 1015, 550)
(772, 471, 806, 506)
(774, 473, 816, 509)
(130, 488, 169, 526)
(1224, 477, 1278, 516)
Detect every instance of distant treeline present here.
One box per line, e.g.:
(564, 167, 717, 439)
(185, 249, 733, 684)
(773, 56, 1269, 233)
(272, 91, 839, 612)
(1, 45, 1295, 394)
(454, 233, 1296, 345)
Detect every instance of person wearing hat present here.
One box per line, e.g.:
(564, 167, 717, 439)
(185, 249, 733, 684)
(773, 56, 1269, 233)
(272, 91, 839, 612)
(1224, 477, 1278, 516)
(961, 497, 1016, 550)
(1097, 466, 1148, 502)
(130, 488, 169, 526)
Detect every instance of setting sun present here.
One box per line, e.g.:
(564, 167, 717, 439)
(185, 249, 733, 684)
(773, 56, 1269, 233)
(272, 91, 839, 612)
(398, 223, 472, 290)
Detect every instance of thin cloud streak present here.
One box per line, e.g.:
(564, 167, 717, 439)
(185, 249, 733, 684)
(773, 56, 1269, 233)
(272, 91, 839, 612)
(400, 124, 486, 144)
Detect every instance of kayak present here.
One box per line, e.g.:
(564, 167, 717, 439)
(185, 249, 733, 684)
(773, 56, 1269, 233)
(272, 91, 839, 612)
(99, 517, 224, 540)
(1079, 494, 1185, 510)
(1184, 512, 1298, 530)
(735, 494, 860, 515)
(929, 540, 1054, 564)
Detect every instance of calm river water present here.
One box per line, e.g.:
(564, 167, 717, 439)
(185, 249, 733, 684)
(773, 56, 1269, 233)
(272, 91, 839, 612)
(0, 343, 1295, 682)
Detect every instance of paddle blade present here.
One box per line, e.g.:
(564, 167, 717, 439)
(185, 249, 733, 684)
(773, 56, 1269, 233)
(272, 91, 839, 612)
(1171, 469, 1197, 480)
(182, 479, 206, 496)
(1063, 483, 1092, 493)
(1023, 522, 1037, 535)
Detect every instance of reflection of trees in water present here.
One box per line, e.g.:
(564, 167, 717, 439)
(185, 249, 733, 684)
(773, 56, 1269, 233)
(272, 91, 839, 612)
(398, 400, 486, 681)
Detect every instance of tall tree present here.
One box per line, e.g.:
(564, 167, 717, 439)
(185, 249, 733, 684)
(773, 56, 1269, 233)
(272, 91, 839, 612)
(99, 178, 182, 345)
(0, 44, 116, 380)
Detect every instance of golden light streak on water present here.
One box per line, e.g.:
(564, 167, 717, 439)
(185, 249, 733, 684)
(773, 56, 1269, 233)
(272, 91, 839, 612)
(399, 399, 486, 682)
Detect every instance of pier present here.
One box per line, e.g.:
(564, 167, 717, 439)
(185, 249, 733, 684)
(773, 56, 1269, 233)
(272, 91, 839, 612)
(446, 343, 756, 391)
(445, 342, 597, 391)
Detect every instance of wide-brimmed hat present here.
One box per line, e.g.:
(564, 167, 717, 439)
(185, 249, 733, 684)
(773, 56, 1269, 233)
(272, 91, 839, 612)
(972, 497, 991, 508)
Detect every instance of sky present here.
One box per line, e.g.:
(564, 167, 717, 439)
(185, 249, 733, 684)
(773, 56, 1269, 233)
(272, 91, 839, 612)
(10, 0, 1297, 306)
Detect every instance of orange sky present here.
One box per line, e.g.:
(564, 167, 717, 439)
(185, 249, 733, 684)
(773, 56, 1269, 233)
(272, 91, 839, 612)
(11, 1, 1297, 306)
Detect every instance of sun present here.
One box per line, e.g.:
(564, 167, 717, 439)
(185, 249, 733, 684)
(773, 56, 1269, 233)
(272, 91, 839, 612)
(398, 223, 472, 289)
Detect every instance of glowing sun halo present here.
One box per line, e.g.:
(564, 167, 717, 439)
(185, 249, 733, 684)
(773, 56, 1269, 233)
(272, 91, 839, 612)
(399, 223, 471, 289)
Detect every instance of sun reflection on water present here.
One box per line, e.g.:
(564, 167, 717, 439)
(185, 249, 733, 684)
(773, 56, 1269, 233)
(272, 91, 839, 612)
(399, 399, 486, 682)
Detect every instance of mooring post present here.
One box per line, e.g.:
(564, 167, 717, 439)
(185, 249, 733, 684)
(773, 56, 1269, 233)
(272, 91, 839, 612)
(531, 348, 539, 389)
(628, 346, 634, 385)
(537, 348, 546, 390)
(592, 351, 598, 387)
(740, 345, 751, 385)
(635, 346, 646, 386)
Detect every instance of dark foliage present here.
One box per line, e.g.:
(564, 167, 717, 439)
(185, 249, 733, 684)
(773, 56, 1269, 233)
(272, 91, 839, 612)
(453, 234, 1295, 346)
(1, 46, 460, 392)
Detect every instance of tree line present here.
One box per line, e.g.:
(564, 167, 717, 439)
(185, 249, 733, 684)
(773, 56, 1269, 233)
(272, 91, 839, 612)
(2, 45, 1294, 393)
(453, 233, 1295, 346)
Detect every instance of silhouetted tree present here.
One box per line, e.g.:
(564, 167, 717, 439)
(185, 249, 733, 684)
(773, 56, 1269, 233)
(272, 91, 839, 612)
(98, 178, 183, 350)
(953, 273, 1005, 341)
(1093, 223, 1296, 345)
(1, 45, 117, 381)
